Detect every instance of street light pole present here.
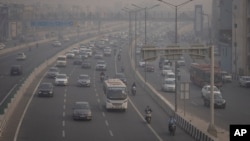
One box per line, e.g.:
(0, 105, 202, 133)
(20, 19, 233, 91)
(158, 0, 193, 113)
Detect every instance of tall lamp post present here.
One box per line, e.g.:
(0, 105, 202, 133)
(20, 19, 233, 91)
(158, 0, 193, 114)
(122, 7, 133, 58)
(132, 4, 160, 45)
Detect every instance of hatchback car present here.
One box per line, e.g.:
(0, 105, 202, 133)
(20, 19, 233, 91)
(72, 101, 92, 120)
(37, 82, 54, 97)
(77, 74, 91, 87)
(162, 79, 175, 92)
(201, 85, 222, 98)
(55, 74, 68, 86)
(81, 60, 91, 69)
(221, 71, 232, 83)
(10, 65, 23, 76)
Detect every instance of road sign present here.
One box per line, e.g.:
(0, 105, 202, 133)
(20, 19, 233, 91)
(31, 21, 74, 27)
(180, 82, 189, 99)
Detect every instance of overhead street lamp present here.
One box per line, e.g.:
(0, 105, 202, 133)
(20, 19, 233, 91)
(158, 0, 193, 44)
(132, 4, 160, 45)
(201, 12, 212, 45)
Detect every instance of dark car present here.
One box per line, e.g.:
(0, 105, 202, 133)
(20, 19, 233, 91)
(73, 56, 83, 65)
(203, 93, 226, 109)
(81, 60, 91, 69)
(145, 64, 155, 72)
(115, 73, 127, 84)
(72, 101, 92, 120)
(10, 65, 23, 76)
(46, 67, 59, 78)
(37, 82, 54, 97)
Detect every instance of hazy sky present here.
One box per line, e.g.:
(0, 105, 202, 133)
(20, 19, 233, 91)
(11, 0, 212, 14)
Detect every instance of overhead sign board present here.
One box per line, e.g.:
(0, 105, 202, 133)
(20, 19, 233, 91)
(31, 21, 74, 27)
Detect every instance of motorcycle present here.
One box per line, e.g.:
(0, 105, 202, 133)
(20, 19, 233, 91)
(145, 111, 152, 124)
(168, 123, 176, 136)
(131, 86, 136, 96)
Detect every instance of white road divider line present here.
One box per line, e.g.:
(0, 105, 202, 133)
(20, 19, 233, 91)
(62, 130, 65, 138)
(128, 98, 163, 141)
(105, 120, 109, 126)
(109, 130, 114, 137)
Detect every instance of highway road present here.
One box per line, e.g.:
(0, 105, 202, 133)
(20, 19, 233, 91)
(14, 35, 194, 141)
(135, 39, 250, 132)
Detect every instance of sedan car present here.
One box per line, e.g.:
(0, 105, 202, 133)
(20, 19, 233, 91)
(16, 52, 26, 60)
(94, 52, 104, 59)
(81, 60, 91, 69)
(73, 56, 83, 65)
(10, 65, 23, 76)
(65, 51, 75, 59)
(72, 101, 92, 120)
(52, 40, 62, 47)
(239, 76, 250, 87)
(161, 65, 173, 76)
(201, 85, 222, 98)
(46, 67, 59, 78)
(37, 82, 54, 97)
(77, 74, 91, 87)
(55, 74, 68, 86)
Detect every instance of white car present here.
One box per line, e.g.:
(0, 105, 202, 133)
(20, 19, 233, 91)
(16, 52, 26, 60)
(55, 74, 68, 86)
(221, 71, 232, 83)
(52, 40, 62, 47)
(95, 60, 107, 71)
(162, 79, 175, 92)
(239, 76, 250, 87)
(201, 85, 221, 98)
(65, 52, 75, 59)
(161, 65, 173, 76)
(71, 48, 80, 54)
(0, 43, 5, 50)
(77, 74, 91, 87)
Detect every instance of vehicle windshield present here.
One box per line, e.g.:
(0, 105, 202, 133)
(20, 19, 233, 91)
(79, 75, 89, 79)
(168, 74, 175, 78)
(40, 83, 51, 89)
(57, 57, 66, 61)
(207, 86, 219, 91)
(75, 103, 89, 109)
(49, 68, 58, 72)
(57, 74, 66, 79)
(107, 89, 127, 100)
(214, 94, 223, 99)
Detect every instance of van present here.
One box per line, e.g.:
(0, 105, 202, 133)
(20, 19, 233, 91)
(56, 55, 67, 67)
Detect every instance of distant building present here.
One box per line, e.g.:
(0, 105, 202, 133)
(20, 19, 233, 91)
(232, 0, 250, 75)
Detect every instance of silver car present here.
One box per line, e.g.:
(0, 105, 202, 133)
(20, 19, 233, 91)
(72, 101, 92, 120)
(77, 74, 91, 87)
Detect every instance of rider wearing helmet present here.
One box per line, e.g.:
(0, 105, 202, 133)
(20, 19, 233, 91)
(168, 116, 176, 127)
(132, 82, 136, 88)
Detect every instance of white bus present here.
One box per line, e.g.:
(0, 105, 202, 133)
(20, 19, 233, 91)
(103, 79, 128, 111)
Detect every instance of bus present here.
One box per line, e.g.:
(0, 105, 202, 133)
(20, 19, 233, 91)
(190, 63, 222, 88)
(103, 79, 128, 111)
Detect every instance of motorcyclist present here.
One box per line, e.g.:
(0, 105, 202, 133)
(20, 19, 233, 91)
(100, 71, 105, 81)
(131, 82, 136, 95)
(145, 105, 152, 114)
(168, 116, 177, 129)
(132, 82, 136, 88)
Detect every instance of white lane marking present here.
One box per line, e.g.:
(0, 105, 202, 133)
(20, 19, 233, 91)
(105, 120, 109, 126)
(63, 105, 66, 110)
(14, 73, 45, 141)
(97, 98, 100, 103)
(62, 120, 65, 127)
(62, 112, 66, 117)
(64, 99, 66, 103)
(102, 112, 106, 117)
(128, 98, 163, 141)
(62, 130, 65, 138)
(109, 130, 114, 137)
(96, 93, 98, 97)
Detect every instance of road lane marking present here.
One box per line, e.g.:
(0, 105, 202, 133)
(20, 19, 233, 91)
(0, 84, 17, 106)
(105, 120, 109, 126)
(63, 105, 66, 110)
(109, 130, 114, 137)
(62, 130, 65, 138)
(64, 99, 66, 103)
(63, 112, 65, 117)
(62, 120, 65, 127)
(97, 98, 100, 103)
(128, 98, 163, 141)
(102, 112, 106, 117)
